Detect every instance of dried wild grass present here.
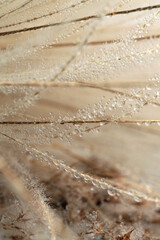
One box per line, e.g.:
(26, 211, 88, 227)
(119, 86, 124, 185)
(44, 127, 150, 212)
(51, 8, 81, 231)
(1, 0, 160, 239)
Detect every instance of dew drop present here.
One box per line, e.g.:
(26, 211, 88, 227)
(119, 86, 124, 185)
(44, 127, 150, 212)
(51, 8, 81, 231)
(107, 188, 116, 197)
(134, 196, 143, 203)
(144, 122, 150, 127)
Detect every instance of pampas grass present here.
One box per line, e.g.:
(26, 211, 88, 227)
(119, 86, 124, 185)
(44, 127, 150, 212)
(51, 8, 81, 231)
(1, 0, 160, 239)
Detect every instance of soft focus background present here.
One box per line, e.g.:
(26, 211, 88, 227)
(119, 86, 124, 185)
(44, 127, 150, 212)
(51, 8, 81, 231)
(1, 0, 160, 239)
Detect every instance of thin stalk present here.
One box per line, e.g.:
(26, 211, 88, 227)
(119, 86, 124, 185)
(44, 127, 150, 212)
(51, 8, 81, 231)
(0, 130, 159, 204)
(0, 155, 56, 240)
(0, 119, 159, 125)
(0, 4, 160, 36)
